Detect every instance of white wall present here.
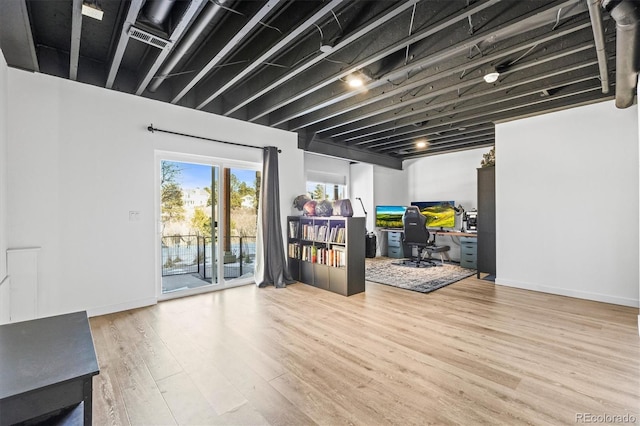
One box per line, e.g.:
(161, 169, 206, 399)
(369, 165, 407, 255)
(351, 163, 413, 255)
(405, 147, 486, 214)
(304, 152, 350, 186)
(0, 51, 7, 281)
(350, 162, 374, 225)
(6, 68, 302, 318)
(496, 101, 639, 307)
(373, 165, 408, 206)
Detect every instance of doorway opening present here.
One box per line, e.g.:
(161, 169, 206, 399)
(158, 156, 261, 298)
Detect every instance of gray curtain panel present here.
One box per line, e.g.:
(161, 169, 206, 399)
(255, 146, 294, 288)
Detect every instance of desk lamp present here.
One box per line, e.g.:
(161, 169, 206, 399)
(355, 197, 368, 232)
(451, 204, 466, 232)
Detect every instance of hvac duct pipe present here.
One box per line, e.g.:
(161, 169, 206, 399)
(142, 0, 177, 27)
(149, 0, 228, 92)
(602, 0, 640, 108)
(587, 0, 610, 93)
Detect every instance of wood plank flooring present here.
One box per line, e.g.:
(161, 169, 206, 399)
(90, 276, 640, 425)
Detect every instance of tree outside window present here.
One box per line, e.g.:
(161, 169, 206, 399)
(306, 181, 345, 201)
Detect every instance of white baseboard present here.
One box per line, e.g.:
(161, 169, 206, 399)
(86, 297, 157, 318)
(494, 278, 639, 308)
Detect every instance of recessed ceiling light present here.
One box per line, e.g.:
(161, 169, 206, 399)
(416, 140, 427, 148)
(82, 1, 104, 20)
(345, 70, 372, 89)
(347, 76, 364, 88)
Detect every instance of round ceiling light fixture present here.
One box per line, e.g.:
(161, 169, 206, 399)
(416, 139, 428, 149)
(320, 43, 333, 53)
(483, 70, 500, 83)
(484, 64, 507, 83)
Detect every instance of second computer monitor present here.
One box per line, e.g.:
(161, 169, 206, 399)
(410, 201, 456, 229)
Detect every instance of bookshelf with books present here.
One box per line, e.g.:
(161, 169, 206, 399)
(287, 218, 301, 280)
(286, 216, 365, 296)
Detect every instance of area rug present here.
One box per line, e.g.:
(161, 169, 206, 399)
(365, 257, 476, 293)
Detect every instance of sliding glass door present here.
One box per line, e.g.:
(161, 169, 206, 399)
(158, 155, 260, 298)
(160, 160, 218, 295)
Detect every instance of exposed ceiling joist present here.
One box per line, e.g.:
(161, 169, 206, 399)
(170, 0, 284, 105)
(220, 0, 422, 117)
(105, 0, 145, 89)
(0, 0, 632, 168)
(245, 0, 502, 123)
(195, 0, 348, 110)
(285, 17, 595, 131)
(69, 0, 83, 81)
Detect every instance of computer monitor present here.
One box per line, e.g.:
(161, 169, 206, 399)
(375, 205, 406, 229)
(410, 201, 456, 229)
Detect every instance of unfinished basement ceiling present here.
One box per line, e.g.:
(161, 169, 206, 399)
(0, 0, 636, 169)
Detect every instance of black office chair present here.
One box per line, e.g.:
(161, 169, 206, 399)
(402, 206, 450, 267)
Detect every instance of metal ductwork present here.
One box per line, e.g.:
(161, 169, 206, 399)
(602, 0, 640, 108)
(142, 0, 177, 27)
(149, 0, 228, 92)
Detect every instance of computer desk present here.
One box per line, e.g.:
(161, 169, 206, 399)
(432, 231, 477, 237)
(378, 229, 477, 238)
(378, 229, 477, 262)
(432, 231, 478, 268)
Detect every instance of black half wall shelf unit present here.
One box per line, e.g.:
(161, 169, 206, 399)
(287, 216, 365, 296)
(477, 166, 496, 278)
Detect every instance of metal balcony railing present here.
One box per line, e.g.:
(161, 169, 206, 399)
(161, 235, 256, 280)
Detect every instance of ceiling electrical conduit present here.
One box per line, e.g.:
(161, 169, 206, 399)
(148, 0, 228, 93)
(587, 0, 610, 93)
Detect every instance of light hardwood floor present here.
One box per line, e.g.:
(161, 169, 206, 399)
(90, 276, 640, 425)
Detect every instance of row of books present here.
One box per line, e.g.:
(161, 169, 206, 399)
(287, 243, 346, 267)
(299, 224, 345, 243)
(288, 242, 301, 259)
(288, 221, 300, 239)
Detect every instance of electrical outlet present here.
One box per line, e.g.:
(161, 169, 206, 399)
(129, 211, 140, 222)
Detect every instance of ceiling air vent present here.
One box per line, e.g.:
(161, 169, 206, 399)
(127, 26, 171, 49)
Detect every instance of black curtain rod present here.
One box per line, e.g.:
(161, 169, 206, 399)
(147, 124, 281, 153)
